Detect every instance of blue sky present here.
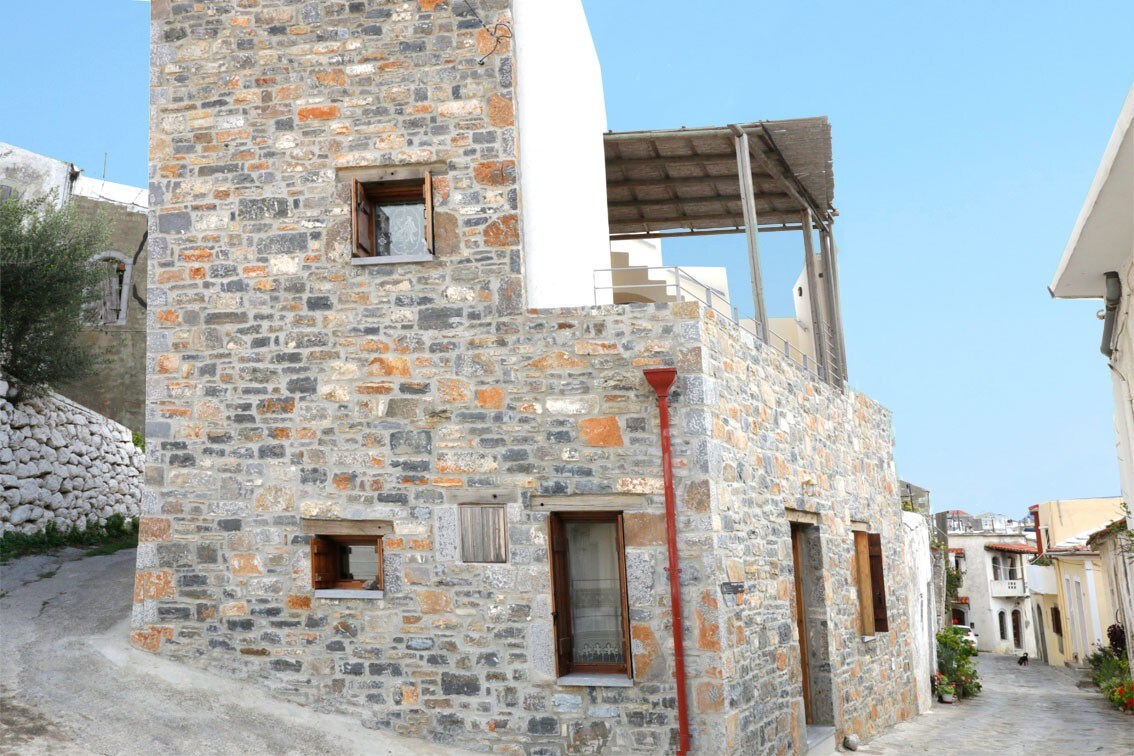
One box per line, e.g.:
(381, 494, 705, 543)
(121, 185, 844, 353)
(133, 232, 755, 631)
(2, 1, 1131, 517)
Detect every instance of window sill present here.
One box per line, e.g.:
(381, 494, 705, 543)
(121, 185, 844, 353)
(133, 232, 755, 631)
(556, 673, 634, 688)
(314, 589, 384, 600)
(861, 633, 889, 643)
(351, 254, 435, 266)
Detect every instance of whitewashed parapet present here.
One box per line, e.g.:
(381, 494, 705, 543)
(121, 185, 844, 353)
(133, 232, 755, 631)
(0, 380, 144, 535)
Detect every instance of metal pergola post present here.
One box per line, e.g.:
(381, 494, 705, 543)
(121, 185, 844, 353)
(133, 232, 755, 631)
(729, 125, 767, 340)
(801, 210, 828, 377)
(819, 227, 847, 384)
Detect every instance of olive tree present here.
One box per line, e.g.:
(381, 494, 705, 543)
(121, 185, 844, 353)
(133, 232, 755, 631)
(0, 195, 109, 400)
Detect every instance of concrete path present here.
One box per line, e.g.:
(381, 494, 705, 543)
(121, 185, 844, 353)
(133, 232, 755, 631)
(860, 653, 1133, 755)
(0, 548, 475, 756)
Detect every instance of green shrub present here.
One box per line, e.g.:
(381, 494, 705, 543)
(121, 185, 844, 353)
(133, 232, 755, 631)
(0, 514, 138, 563)
(1087, 647, 1133, 713)
(937, 626, 981, 698)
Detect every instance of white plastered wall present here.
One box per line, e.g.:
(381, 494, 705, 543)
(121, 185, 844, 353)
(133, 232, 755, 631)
(512, 0, 612, 308)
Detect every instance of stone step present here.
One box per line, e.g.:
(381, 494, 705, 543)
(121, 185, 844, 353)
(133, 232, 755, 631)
(806, 725, 837, 756)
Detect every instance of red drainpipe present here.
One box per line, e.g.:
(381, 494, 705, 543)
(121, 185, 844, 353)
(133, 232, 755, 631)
(643, 368, 691, 755)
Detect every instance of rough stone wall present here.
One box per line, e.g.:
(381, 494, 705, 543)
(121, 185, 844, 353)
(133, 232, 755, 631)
(0, 384, 144, 535)
(141, 1, 917, 753)
(694, 312, 917, 750)
(57, 194, 149, 433)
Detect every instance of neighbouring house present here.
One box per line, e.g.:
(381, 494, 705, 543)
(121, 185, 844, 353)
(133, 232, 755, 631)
(0, 141, 148, 433)
(944, 518, 1038, 657)
(1049, 84, 1134, 669)
(1027, 497, 1126, 667)
(135, 1, 927, 753)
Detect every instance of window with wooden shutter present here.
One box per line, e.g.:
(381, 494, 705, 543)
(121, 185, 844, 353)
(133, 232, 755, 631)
(351, 176, 434, 260)
(867, 532, 889, 633)
(853, 530, 889, 635)
(459, 504, 508, 563)
(1051, 606, 1062, 635)
(303, 519, 390, 592)
(548, 512, 632, 678)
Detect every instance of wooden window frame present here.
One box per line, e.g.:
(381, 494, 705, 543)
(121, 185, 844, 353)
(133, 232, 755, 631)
(310, 534, 384, 590)
(459, 503, 509, 564)
(852, 530, 889, 635)
(1050, 606, 1062, 636)
(351, 173, 434, 260)
(548, 511, 633, 678)
(998, 610, 1008, 641)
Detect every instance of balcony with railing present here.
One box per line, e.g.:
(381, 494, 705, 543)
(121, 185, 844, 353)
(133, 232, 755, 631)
(600, 121, 848, 388)
(593, 263, 828, 380)
(990, 579, 1027, 598)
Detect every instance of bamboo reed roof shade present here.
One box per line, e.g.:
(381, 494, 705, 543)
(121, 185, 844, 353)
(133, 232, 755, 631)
(604, 118, 835, 236)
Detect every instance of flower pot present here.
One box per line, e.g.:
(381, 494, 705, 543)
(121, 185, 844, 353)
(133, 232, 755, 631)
(938, 693, 956, 704)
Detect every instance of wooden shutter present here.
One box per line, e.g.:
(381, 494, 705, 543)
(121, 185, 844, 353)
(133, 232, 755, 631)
(1051, 607, 1062, 635)
(853, 531, 875, 636)
(616, 514, 632, 679)
(375, 536, 385, 590)
(867, 533, 889, 632)
(423, 169, 434, 255)
(549, 514, 574, 676)
(353, 179, 373, 258)
(460, 505, 507, 563)
(310, 536, 338, 589)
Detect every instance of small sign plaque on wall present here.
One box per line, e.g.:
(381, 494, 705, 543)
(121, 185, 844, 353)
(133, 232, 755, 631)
(720, 581, 745, 595)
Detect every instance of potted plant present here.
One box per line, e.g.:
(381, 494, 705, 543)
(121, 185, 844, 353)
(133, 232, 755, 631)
(937, 678, 956, 704)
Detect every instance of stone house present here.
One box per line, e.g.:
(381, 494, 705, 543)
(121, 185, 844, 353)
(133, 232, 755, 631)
(0, 141, 149, 432)
(135, 1, 925, 753)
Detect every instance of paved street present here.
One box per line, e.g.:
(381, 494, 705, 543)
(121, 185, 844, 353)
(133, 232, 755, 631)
(861, 653, 1132, 755)
(0, 548, 474, 756)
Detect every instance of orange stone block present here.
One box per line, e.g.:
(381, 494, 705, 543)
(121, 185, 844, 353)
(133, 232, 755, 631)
(473, 159, 515, 186)
(156, 354, 179, 375)
(631, 625, 663, 680)
(130, 626, 174, 653)
(438, 378, 470, 403)
(367, 356, 411, 377)
(527, 351, 587, 370)
(155, 310, 180, 324)
(574, 340, 619, 355)
(230, 553, 263, 576)
(483, 214, 519, 247)
(695, 680, 725, 713)
(487, 94, 514, 127)
(476, 387, 504, 409)
(401, 683, 421, 705)
(418, 590, 452, 614)
(623, 512, 666, 546)
(298, 105, 340, 121)
(134, 570, 175, 601)
(138, 517, 172, 542)
(286, 594, 312, 610)
(579, 416, 623, 447)
(313, 69, 346, 86)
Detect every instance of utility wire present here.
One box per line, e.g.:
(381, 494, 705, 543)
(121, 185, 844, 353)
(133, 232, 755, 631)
(461, 0, 513, 65)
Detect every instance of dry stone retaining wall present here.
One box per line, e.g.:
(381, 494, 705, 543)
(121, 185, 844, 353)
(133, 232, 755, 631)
(0, 383, 144, 535)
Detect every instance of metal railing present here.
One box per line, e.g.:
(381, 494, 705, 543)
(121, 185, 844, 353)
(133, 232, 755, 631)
(593, 265, 827, 381)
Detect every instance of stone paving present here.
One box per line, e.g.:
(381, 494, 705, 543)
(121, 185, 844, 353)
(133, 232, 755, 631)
(859, 653, 1133, 755)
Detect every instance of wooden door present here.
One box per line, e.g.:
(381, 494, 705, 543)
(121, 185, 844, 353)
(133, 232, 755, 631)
(549, 514, 574, 675)
(791, 524, 812, 724)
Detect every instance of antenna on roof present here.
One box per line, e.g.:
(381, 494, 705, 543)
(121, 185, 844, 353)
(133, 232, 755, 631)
(102, 153, 108, 181)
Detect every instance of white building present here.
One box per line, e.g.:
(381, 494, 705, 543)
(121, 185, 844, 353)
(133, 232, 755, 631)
(1049, 84, 1134, 668)
(947, 531, 1038, 657)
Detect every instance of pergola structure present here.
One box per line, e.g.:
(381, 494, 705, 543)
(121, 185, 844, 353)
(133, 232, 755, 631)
(603, 119, 847, 386)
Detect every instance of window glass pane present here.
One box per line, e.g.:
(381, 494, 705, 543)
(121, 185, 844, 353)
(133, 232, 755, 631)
(342, 542, 379, 582)
(375, 202, 427, 257)
(565, 521, 624, 665)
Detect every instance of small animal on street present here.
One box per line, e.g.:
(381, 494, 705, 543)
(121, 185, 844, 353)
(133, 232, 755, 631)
(1017, 652, 1029, 666)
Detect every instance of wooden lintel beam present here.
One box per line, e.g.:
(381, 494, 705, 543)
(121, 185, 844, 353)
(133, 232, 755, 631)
(605, 154, 736, 169)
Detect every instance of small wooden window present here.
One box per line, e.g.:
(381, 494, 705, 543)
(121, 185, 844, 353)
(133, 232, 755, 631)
(351, 174, 434, 259)
(853, 530, 889, 635)
(310, 535, 384, 590)
(549, 512, 632, 678)
(1051, 606, 1062, 635)
(998, 610, 1008, 640)
(459, 504, 508, 563)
